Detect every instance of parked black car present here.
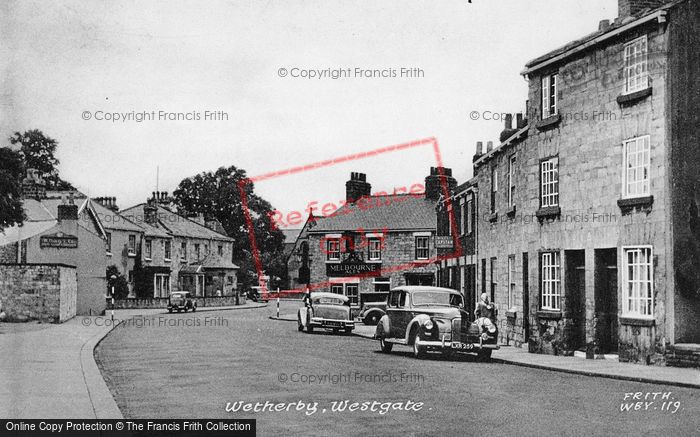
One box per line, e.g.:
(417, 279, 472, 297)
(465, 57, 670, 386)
(167, 291, 197, 313)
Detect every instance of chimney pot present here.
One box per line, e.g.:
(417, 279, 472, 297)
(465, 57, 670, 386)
(599, 19, 611, 31)
(476, 141, 483, 155)
(516, 113, 524, 128)
(487, 141, 494, 152)
(505, 114, 513, 130)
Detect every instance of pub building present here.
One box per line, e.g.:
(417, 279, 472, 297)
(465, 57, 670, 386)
(301, 168, 456, 314)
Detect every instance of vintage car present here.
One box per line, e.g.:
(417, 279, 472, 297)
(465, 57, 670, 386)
(358, 301, 387, 325)
(374, 286, 499, 360)
(297, 292, 355, 334)
(167, 291, 197, 313)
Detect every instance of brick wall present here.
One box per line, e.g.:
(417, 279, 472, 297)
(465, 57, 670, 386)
(0, 264, 77, 323)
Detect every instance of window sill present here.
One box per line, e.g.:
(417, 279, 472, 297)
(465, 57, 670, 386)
(617, 195, 653, 213)
(164, 258, 171, 263)
(506, 205, 516, 217)
(367, 260, 382, 264)
(106, 252, 112, 257)
(620, 317, 655, 327)
(535, 114, 561, 131)
(325, 260, 341, 264)
(488, 212, 498, 223)
(144, 258, 152, 262)
(537, 310, 562, 320)
(617, 87, 652, 106)
(127, 252, 136, 258)
(536, 206, 561, 220)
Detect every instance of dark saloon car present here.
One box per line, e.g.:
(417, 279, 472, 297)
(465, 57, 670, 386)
(298, 292, 354, 334)
(374, 286, 499, 360)
(167, 291, 197, 313)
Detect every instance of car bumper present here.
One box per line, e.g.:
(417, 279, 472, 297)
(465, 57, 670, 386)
(417, 334, 499, 351)
(310, 318, 355, 330)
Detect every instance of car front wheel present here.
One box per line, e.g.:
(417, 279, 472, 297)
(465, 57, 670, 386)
(379, 337, 393, 353)
(297, 315, 304, 332)
(412, 333, 427, 359)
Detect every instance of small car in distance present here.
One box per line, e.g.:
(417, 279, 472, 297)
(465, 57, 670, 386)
(374, 286, 499, 360)
(167, 291, 197, 313)
(298, 292, 354, 334)
(359, 301, 387, 325)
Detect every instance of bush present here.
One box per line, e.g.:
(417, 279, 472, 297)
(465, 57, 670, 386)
(106, 265, 130, 300)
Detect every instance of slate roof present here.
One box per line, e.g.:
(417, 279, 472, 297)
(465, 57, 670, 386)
(90, 201, 143, 233)
(309, 194, 436, 233)
(121, 204, 233, 242)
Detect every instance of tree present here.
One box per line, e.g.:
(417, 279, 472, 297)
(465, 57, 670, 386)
(106, 265, 130, 300)
(0, 147, 25, 230)
(132, 251, 151, 299)
(172, 166, 286, 290)
(10, 130, 73, 190)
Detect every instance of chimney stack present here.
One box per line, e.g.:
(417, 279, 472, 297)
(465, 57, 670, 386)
(618, 0, 668, 19)
(21, 168, 46, 200)
(425, 167, 457, 201)
(345, 172, 372, 203)
(57, 194, 78, 221)
(516, 113, 524, 129)
(505, 114, 513, 130)
(144, 195, 158, 225)
(599, 19, 611, 31)
(487, 141, 494, 152)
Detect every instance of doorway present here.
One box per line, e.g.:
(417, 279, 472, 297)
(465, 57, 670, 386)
(594, 248, 618, 353)
(565, 250, 586, 351)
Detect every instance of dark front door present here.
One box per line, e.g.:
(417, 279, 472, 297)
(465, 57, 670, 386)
(522, 253, 529, 342)
(595, 249, 618, 353)
(565, 250, 586, 351)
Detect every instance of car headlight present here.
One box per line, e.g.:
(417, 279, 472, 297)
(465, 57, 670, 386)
(424, 320, 434, 330)
(481, 332, 489, 340)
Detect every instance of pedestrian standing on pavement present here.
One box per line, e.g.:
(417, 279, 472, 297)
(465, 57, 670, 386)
(475, 293, 496, 322)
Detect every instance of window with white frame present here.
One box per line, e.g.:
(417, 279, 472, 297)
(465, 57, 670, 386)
(623, 136, 651, 198)
(508, 255, 516, 308)
(415, 236, 430, 260)
(367, 237, 382, 261)
(490, 166, 498, 214)
(623, 247, 653, 317)
(540, 252, 561, 311)
(164, 240, 171, 261)
(624, 36, 648, 94)
(330, 284, 344, 295)
(144, 239, 152, 260)
(194, 243, 201, 260)
(541, 73, 558, 118)
(508, 154, 516, 208)
(460, 199, 466, 235)
(345, 283, 359, 306)
(180, 242, 187, 261)
(540, 157, 559, 208)
(326, 238, 341, 261)
(466, 194, 474, 234)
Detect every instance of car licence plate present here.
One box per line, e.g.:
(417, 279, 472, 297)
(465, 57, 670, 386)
(451, 342, 473, 350)
(326, 321, 342, 327)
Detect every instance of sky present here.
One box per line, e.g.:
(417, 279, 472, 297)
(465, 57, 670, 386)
(1, 0, 616, 223)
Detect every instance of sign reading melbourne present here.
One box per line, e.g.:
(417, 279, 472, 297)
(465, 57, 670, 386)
(327, 252, 381, 277)
(40, 233, 78, 249)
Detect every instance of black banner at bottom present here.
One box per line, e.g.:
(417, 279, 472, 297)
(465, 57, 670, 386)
(1, 419, 256, 437)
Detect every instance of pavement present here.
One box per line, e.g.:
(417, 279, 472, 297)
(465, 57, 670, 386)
(350, 322, 700, 389)
(0, 302, 267, 419)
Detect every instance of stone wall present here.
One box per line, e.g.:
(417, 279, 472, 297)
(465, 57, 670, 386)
(111, 295, 242, 309)
(0, 264, 77, 323)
